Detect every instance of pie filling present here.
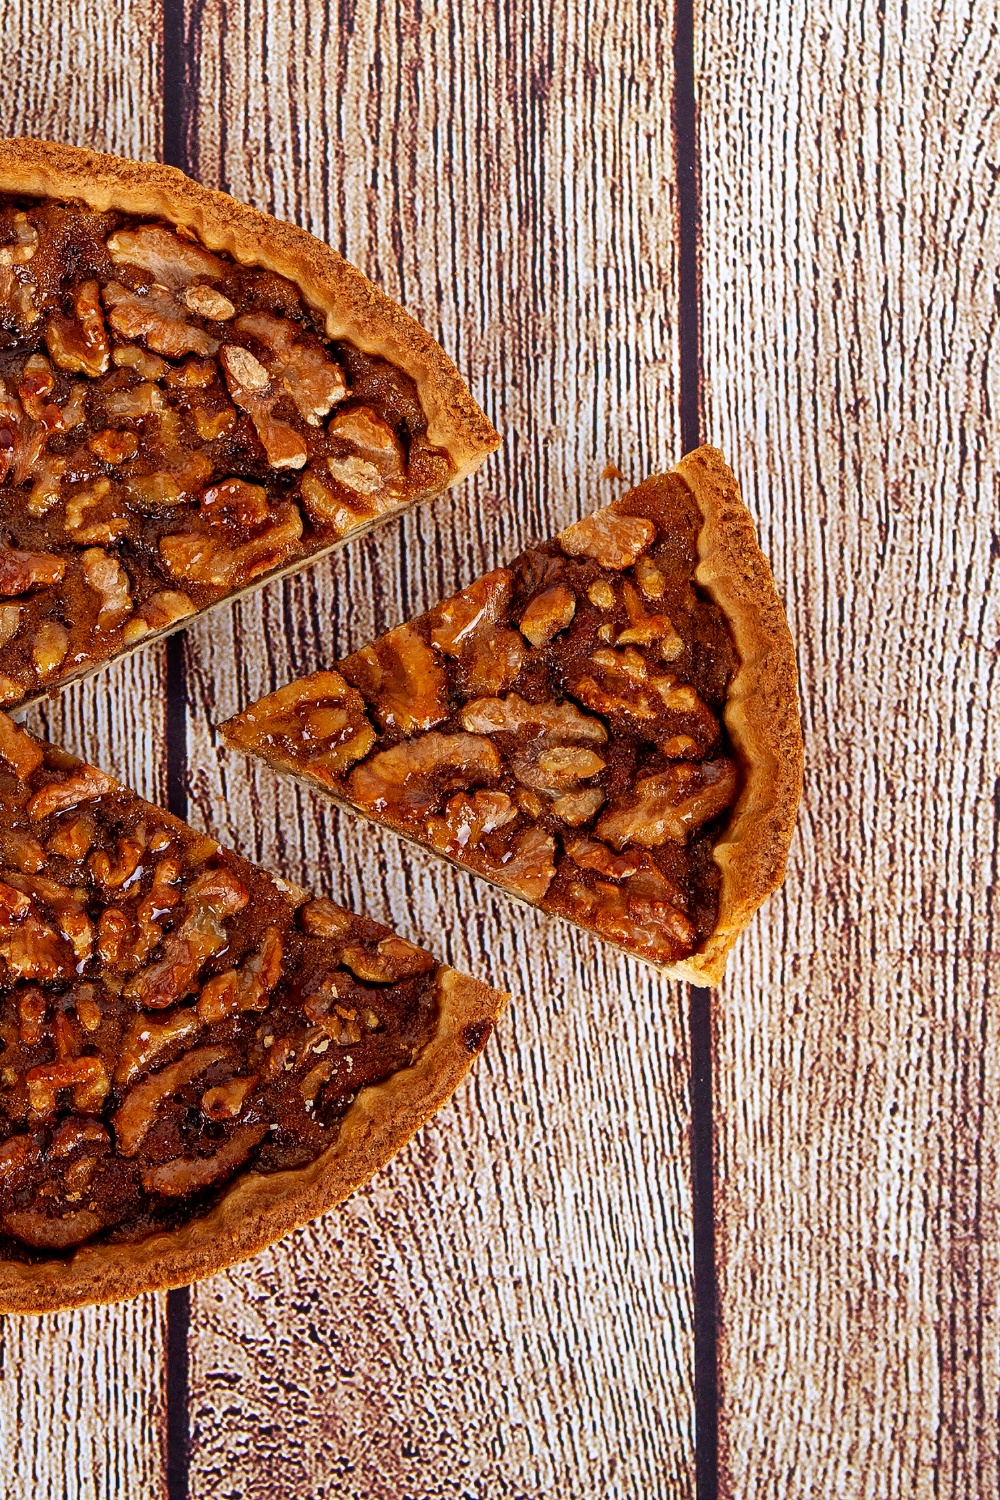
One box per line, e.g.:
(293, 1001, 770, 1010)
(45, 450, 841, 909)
(224, 474, 740, 968)
(0, 714, 444, 1259)
(0, 193, 455, 707)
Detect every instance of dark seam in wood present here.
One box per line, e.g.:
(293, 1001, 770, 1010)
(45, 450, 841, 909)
(162, 4, 195, 1496)
(673, 0, 702, 455)
(674, 0, 718, 1492)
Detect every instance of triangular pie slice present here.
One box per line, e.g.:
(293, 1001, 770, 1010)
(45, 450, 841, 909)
(0, 138, 499, 709)
(0, 711, 504, 1313)
(223, 446, 803, 983)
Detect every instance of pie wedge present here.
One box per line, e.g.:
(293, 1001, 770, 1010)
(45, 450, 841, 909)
(0, 711, 504, 1313)
(223, 446, 803, 982)
(0, 138, 499, 710)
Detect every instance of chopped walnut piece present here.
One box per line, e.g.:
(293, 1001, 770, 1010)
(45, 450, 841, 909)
(81, 547, 133, 629)
(461, 693, 607, 746)
(300, 1060, 334, 1106)
(125, 867, 249, 1009)
(32, 620, 69, 678)
(428, 569, 512, 656)
(596, 759, 738, 849)
(234, 312, 347, 424)
(349, 732, 502, 818)
(299, 469, 374, 534)
(165, 357, 217, 390)
(103, 281, 220, 358)
(114, 1045, 230, 1155)
(564, 836, 653, 880)
(426, 790, 517, 854)
(112, 344, 169, 380)
(0, 712, 44, 780)
(328, 407, 404, 481)
(27, 1057, 109, 1119)
(48, 1117, 109, 1155)
(46, 817, 94, 861)
(88, 428, 139, 464)
(192, 403, 238, 441)
(141, 1122, 268, 1197)
(219, 344, 308, 469)
(64, 479, 130, 545)
(587, 579, 616, 610)
(338, 935, 435, 983)
(18, 355, 63, 429)
(107, 225, 226, 287)
(202, 1076, 255, 1120)
(615, 581, 683, 657)
(197, 927, 284, 1023)
(121, 589, 196, 645)
(230, 672, 377, 784)
(89, 834, 144, 889)
(183, 284, 235, 320)
(115, 1007, 203, 1088)
(200, 477, 270, 530)
(74, 989, 103, 1032)
(27, 457, 66, 517)
(27, 766, 115, 821)
(0, 213, 38, 265)
(159, 502, 303, 589)
(489, 825, 557, 902)
(299, 898, 354, 940)
(325, 454, 384, 496)
(18, 987, 47, 1044)
(523, 744, 606, 793)
(558, 507, 656, 569)
(46, 279, 110, 377)
(0, 544, 66, 597)
(3, 828, 46, 871)
(519, 585, 577, 647)
(341, 625, 449, 733)
(550, 787, 605, 825)
(634, 557, 667, 599)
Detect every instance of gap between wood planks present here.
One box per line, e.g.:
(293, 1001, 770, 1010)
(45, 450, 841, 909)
(157, 0, 720, 1493)
(162, 3, 195, 1497)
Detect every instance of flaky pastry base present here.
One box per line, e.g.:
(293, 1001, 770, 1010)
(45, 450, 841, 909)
(0, 137, 500, 482)
(0, 965, 505, 1313)
(666, 445, 803, 985)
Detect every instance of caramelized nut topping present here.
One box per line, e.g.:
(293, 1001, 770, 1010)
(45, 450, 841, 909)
(0, 191, 458, 709)
(225, 476, 739, 969)
(0, 717, 449, 1257)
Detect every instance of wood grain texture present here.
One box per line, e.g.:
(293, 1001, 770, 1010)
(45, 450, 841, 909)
(179, 1, 695, 1494)
(2, 5, 168, 1496)
(696, 0, 1000, 1493)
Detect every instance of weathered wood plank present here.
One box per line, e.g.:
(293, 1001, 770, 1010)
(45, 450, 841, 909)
(1, 5, 169, 1496)
(181, 1, 695, 1494)
(696, 1, 1000, 1493)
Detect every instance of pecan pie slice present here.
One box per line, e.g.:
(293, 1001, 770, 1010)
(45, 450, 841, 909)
(223, 447, 804, 981)
(0, 712, 504, 1312)
(0, 138, 499, 709)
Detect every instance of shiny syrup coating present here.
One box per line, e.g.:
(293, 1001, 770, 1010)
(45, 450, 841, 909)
(0, 194, 451, 706)
(225, 474, 740, 969)
(0, 730, 439, 1260)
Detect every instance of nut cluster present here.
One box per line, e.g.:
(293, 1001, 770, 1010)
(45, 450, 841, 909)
(225, 476, 740, 967)
(0, 715, 440, 1253)
(0, 199, 452, 707)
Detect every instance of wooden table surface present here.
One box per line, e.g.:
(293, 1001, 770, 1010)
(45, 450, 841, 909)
(1, 1, 996, 1496)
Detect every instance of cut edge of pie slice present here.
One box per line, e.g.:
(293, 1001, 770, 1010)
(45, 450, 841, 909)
(0, 138, 501, 711)
(0, 713, 505, 1314)
(221, 445, 803, 986)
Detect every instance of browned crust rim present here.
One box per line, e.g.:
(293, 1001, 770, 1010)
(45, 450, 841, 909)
(0, 137, 500, 481)
(667, 444, 803, 985)
(0, 965, 505, 1313)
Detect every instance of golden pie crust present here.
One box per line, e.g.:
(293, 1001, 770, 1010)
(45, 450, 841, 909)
(0, 138, 499, 481)
(669, 445, 803, 983)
